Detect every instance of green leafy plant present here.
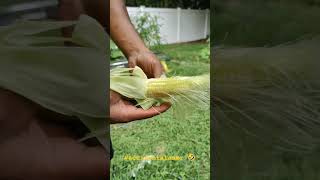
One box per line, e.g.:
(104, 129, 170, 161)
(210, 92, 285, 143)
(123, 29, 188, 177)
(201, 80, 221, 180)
(132, 11, 162, 48)
(199, 37, 210, 59)
(110, 12, 162, 60)
(110, 40, 124, 60)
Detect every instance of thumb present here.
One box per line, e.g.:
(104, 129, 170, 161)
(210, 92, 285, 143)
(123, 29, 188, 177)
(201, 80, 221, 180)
(128, 58, 137, 68)
(153, 61, 165, 78)
(153, 66, 164, 78)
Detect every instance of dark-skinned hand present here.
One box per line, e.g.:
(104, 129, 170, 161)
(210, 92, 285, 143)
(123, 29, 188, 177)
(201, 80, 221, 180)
(110, 91, 171, 123)
(128, 51, 165, 78)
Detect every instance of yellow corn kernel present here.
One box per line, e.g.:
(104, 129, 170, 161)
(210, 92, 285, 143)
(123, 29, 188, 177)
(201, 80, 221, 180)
(145, 77, 199, 98)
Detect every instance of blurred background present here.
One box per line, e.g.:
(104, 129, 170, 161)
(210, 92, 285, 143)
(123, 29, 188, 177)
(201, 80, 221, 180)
(0, 0, 58, 25)
(212, 0, 320, 179)
(212, 0, 320, 46)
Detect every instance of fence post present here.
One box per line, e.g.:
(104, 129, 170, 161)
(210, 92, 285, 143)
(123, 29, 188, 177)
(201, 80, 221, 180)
(176, 7, 181, 42)
(204, 9, 209, 39)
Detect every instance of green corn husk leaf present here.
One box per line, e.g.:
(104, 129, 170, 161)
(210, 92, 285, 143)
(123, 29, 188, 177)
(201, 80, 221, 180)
(110, 66, 147, 100)
(0, 15, 108, 148)
(110, 66, 210, 112)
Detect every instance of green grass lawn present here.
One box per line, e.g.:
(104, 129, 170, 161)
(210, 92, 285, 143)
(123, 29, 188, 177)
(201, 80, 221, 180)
(110, 42, 210, 180)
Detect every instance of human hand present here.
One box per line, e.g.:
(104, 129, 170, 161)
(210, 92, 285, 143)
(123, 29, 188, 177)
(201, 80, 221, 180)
(0, 89, 108, 180)
(128, 51, 164, 78)
(110, 91, 170, 123)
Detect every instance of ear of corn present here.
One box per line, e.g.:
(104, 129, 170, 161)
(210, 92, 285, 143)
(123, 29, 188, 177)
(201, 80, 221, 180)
(110, 66, 210, 111)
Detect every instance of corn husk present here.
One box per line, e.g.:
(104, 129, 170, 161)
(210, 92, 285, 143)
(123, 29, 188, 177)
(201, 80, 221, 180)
(110, 66, 210, 111)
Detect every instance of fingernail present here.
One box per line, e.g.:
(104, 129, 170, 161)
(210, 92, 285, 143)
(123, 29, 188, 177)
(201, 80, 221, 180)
(160, 73, 167, 78)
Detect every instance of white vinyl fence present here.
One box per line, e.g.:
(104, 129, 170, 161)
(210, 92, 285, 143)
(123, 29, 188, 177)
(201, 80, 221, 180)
(127, 6, 210, 44)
